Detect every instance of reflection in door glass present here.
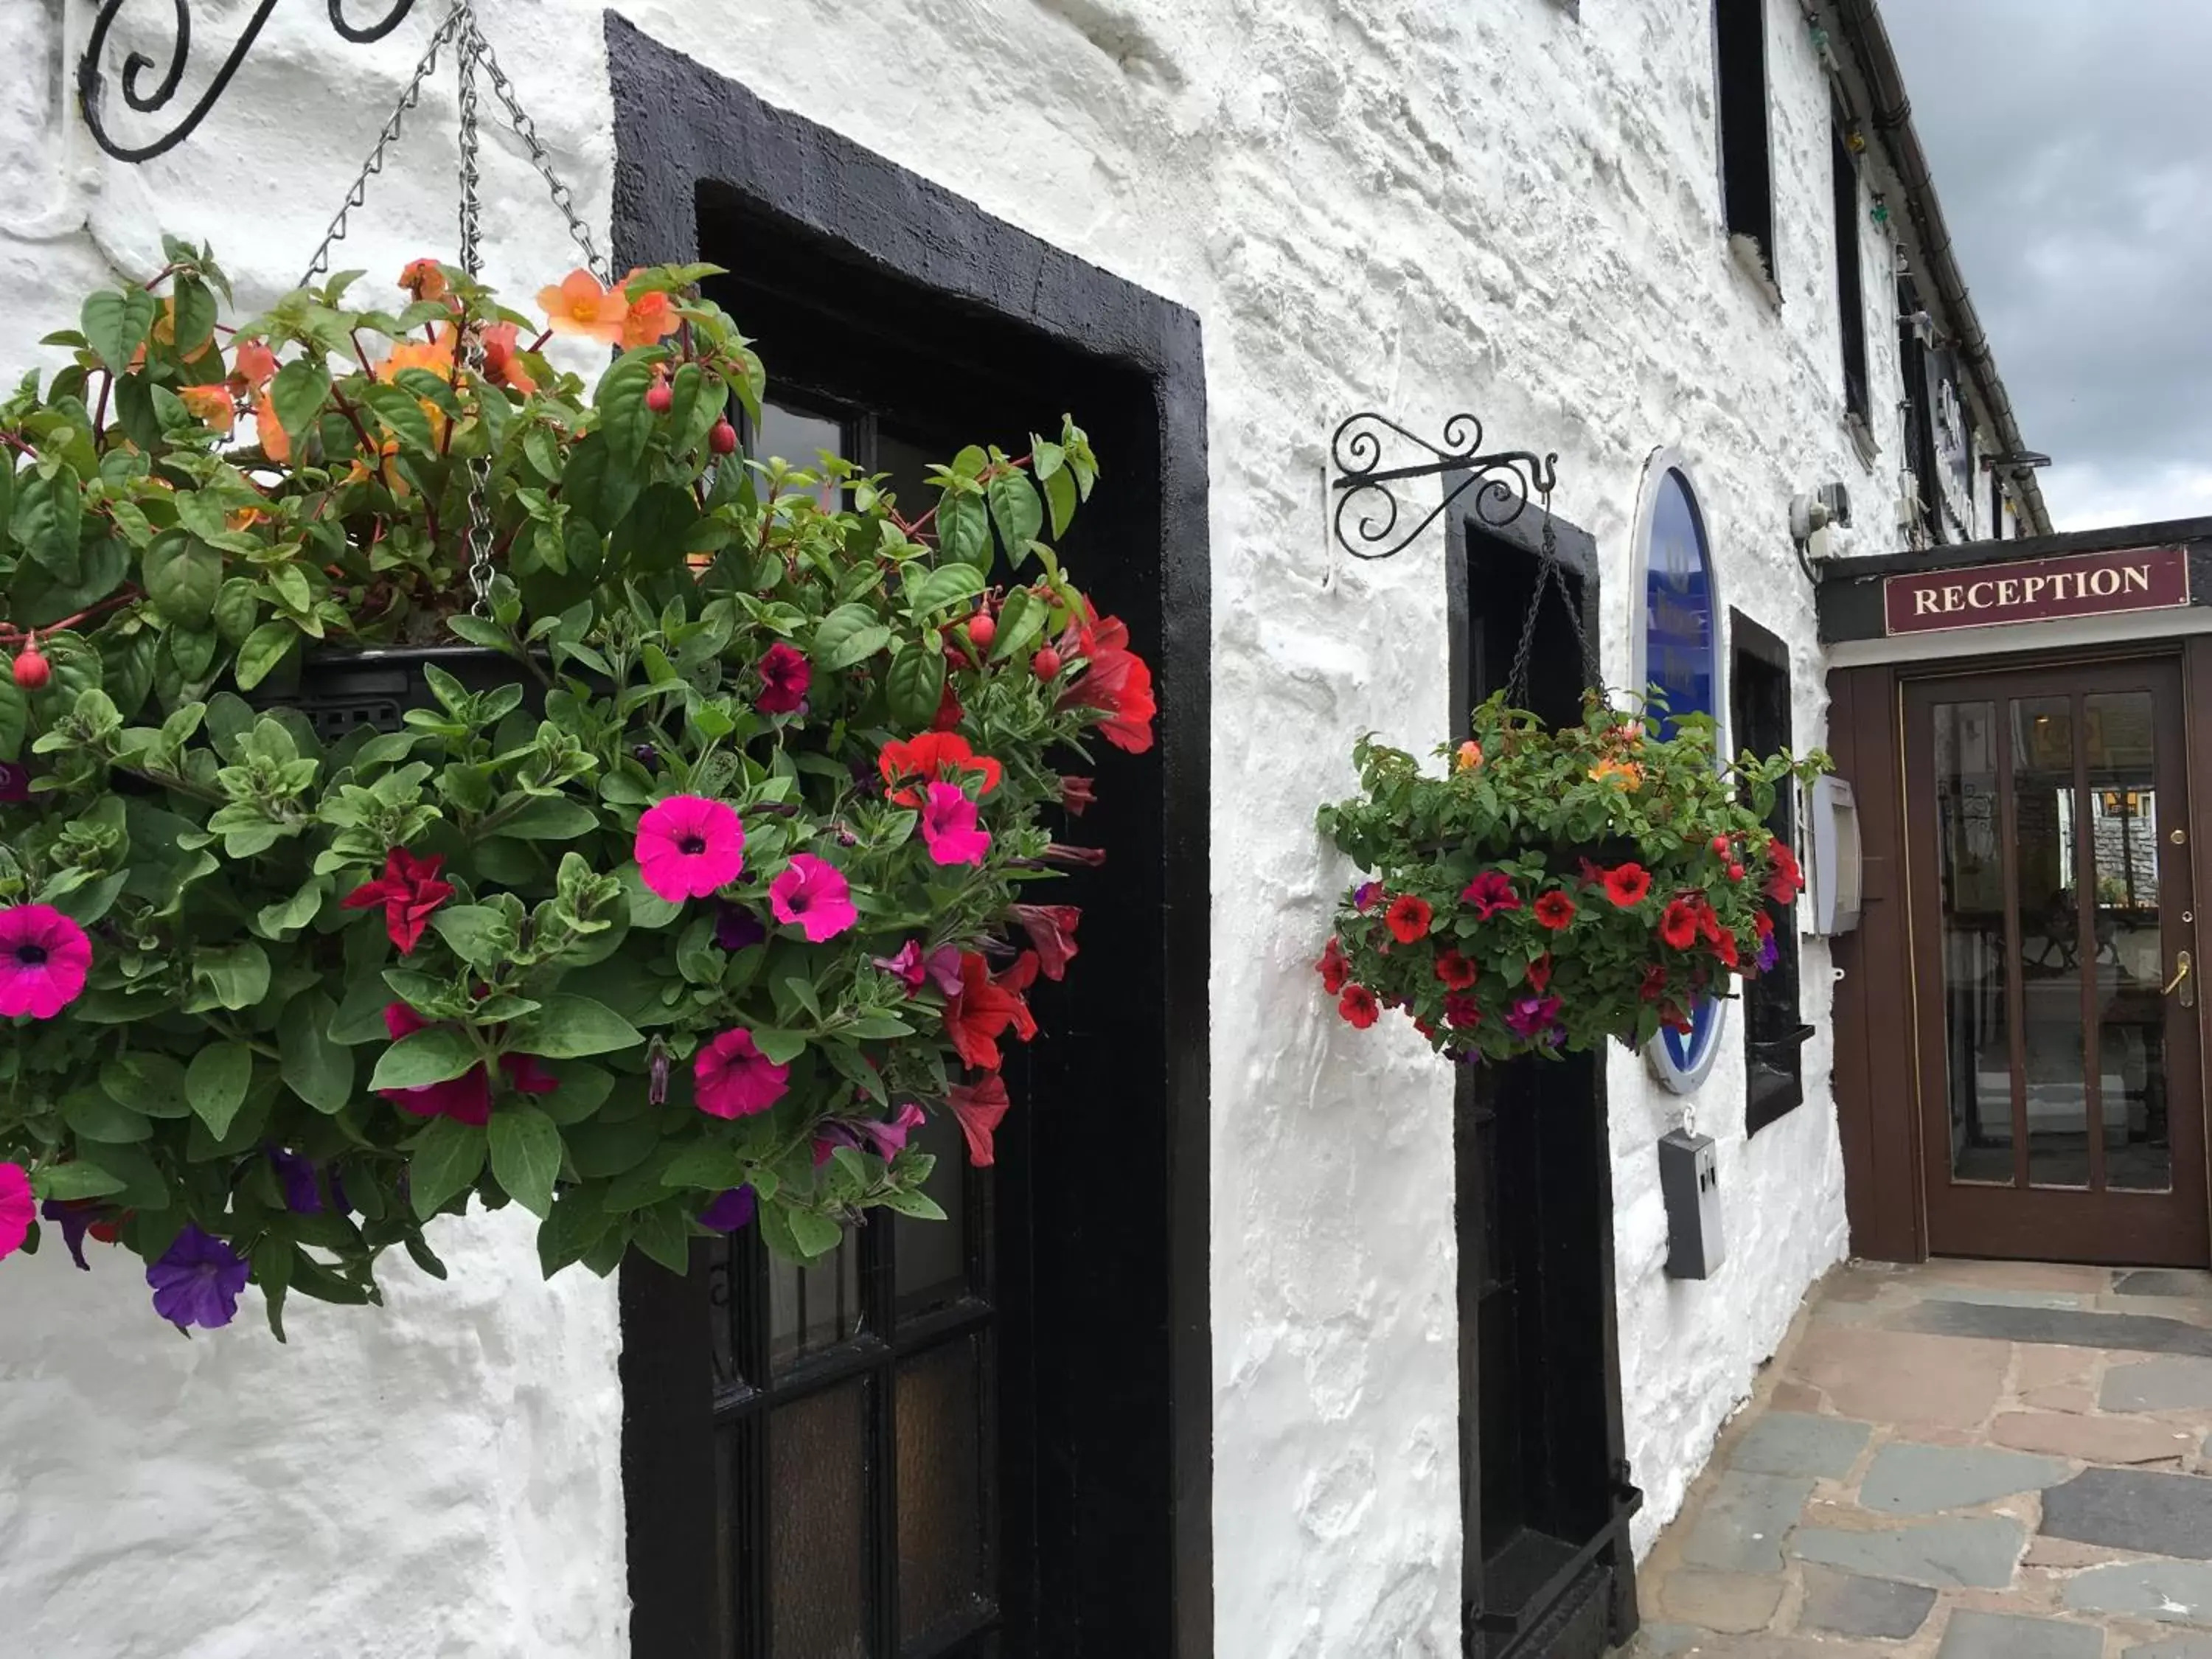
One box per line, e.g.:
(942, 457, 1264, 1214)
(2085, 692, 2172, 1192)
(2011, 698, 2094, 1189)
(1932, 700, 2012, 1184)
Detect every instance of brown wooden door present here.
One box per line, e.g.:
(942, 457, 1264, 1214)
(1904, 658, 2211, 1267)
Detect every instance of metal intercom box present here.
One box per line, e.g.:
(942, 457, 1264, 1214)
(1659, 1129, 1725, 1279)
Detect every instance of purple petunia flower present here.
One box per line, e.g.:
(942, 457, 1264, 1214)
(700, 1186, 757, 1231)
(267, 1148, 325, 1216)
(39, 1199, 97, 1270)
(1353, 880, 1383, 914)
(714, 902, 767, 953)
(1504, 995, 1564, 1043)
(146, 1224, 250, 1331)
(1755, 931, 1780, 974)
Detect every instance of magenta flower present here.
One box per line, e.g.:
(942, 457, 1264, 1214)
(874, 940, 928, 992)
(1504, 995, 1563, 1043)
(695, 1028, 790, 1119)
(146, 1224, 249, 1330)
(1353, 880, 1383, 913)
(636, 796, 746, 903)
(701, 1186, 757, 1231)
(923, 945, 964, 996)
(1461, 871, 1521, 921)
(0, 1162, 30, 1260)
(770, 854, 858, 942)
(0, 905, 91, 1020)
(376, 1003, 554, 1127)
(757, 641, 812, 716)
(918, 781, 991, 866)
(815, 1102, 927, 1164)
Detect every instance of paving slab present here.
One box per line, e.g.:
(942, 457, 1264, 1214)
(1935, 1608, 2103, 1659)
(1796, 1563, 1937, 1639)
(1680, 1471, 1816, 1573)
(1923, 1286, 2096, 1311)
(1994, 1410, 2199, 1464)
(1893, 1298, 2212, 1357)
(2017, 1345, 2096, 1388)
(1921, 1260, 2113, 1293)
(2126, 1636, 2212, 1657)
(2118, 1270, 2212, 1299)
(1792, 1514, 2027, 1589)
(2039, 1467, 2212, 1559)
(1788, 1326, 2011, 1430)
(1728, 1411, 1871, 1479)
(1857, 1441, 2069, 1514)
(2063, 1559, 2212, 1624)
(2108, 1357, 2212, 1413)
(1655, 1569, 1784, 1632)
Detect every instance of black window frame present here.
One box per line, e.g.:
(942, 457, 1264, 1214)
(1832, 106, 1871, 425)
(1731, 611, 1809, 1135)
(1714, 0, 1776, 283)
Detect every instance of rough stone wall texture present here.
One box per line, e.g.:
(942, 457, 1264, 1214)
(0, 0, 1950, 1652)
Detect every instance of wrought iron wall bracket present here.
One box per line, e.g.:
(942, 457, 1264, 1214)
(79, 0, 422, 163)
(1330, 411, 1559, 562)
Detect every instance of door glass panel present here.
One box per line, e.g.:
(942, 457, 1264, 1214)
(895, 1110, 971, 1320)
(896, 1334, 991, 1646)
(1931, 700, 2013, 1183)
(2085, 692, 2173, 1192)
(770, 1238, 863, 1374)
(753, 400, 845, 512)
(2012, 698, 2093, 1189)
(768, 1380, 872, 1659)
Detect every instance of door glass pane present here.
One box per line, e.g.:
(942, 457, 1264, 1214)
(895, 1109, 971, 1320)
(2013, 698, 2092, 1189)
(753, 401, 845, 512)
(768, 1380, 872, 1659)
(897, 1335, 991, 1646)
(2085, 692, 2173, 1192)
(771, 1237, 863, 1374)
(1931, 700, 2012, 1183)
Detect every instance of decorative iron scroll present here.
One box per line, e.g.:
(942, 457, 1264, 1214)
(78, 0, 422, 163)
(1330, 412, 1559, 563)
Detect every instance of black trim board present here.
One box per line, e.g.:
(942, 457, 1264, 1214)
(1818, 518, 2212, 644)
(605, 15, 1213, 1659)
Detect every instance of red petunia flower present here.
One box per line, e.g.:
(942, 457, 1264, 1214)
(879, 731, 1004, 807)
(943, 950, 1040, 1071)
(1059, 774, 1096, 816)
(342, 847, 455, 954)
(1434, 947, 1477, 990)
(1461, 871, 1520, 920)
(1526, 953, 1554, 994)
(1385, 894, 1434, 943)
(1714, 931, 1741, 970)
(376, 1003, 554, 1126)
(947, 1072, 1012, 1166)
(1659, 898, 1700, 950)
(1012, 904, 1082, 981)
(1638, 963, 1668, 1002)
(1057, 614, 1157, 754)
(1534, 890, 1577, 931)
(1338, 984, 1380, 1028)
(932, 679, 965, 731)
(1696, 900, 1725, 947)
(1603, 863, 1652, 908)
(1444, 992, 1482, 1029)
(1765, 841, 1804, 902)
(1754, 909, 1775, 940)
(756, 641, 811, 716)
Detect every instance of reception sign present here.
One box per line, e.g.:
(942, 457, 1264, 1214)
(1883, 546, 2190, 636)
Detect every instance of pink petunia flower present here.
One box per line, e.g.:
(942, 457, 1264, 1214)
(873, 941, 928, 992)
(375, 1004, 556, 1127)
(1460, 871, 1521, 921)
(917, 781, 991, 866)
(757, 641, 811, 716)
(770, 854, 858, 942)
(636, 796, 746, 902)
(923, 945, 964, 996)
(813, 1101, 928, 1164)
(695, 1029, 790, 1119)
(0, 905, 91, 1020)
(0, 1162, 31, 1259)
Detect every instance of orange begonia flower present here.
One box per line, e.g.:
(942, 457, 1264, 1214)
(378, 325, 458, 383)
(231, 338, 277, 392)
(479, 321, 538, 395)
(1590, 756, 1643, 790)
(398, 259, 449, 302)
(537, 270, 628, 344)
(254, 394, 291, 464)
(177, 383, 234, 435)
(620, 288, 678, 348)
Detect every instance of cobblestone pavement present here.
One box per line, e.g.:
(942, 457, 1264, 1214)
(1627, 1258, 2212, 1658)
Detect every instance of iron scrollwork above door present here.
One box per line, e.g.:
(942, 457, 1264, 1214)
(1330, 411, 1559, 563)
(78, 0, 422, 163)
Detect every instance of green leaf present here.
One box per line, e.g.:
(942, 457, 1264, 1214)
(989, 585, 1048, 662)
(100, 1051, 193, 1119)
(658, 1141, 756, 1192)
(1043, 465, 1078, 539)
(358, 383, 436, 453)
(234, 620, 296, 690)
(330, 975, 396, 1044)
(536, 1062, 615, 1126)
(184, 1040, 254, 1136)
(495, 796, 599, 840)
(192, 942, 270, 1010)
(144, 537, 221, 626)
(787, 1206, 845, 1262)
(408, 1116, 487, 1221)
(61, 1086, 152, 1144)
(488, 1102, 563, 1219)
(747, 1026, 809, 1066)
(885, 643, 946, 728)
(810, 602, 892, 672)
(987, 468, 1044, 556)
(509, 994, 642, 1060)
(537, 1184, 613, 1276)
(905, 562, 987, 616)
(429, 903, 518, 971)
(32, 1161, 128, 1201)
(267, 359, 330, 446)
(74, 1138, 170, 1209)
(15, 468, 83, 582)
(80, 288, 157, 373)
(170, 277, 218, 355)
(0, 678, 24, 762)
(936, 488, 990, 568)
(372, 1026, 482, 1091)
(880, 1188, 949, 1222)
(628, 1201, 693, 1273)
(279, 991, 354, 1113)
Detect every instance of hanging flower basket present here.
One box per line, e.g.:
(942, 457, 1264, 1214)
(1315, 692, 1826, 1061)
(0, 243, 1154, 1334)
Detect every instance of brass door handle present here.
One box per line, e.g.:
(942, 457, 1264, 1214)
(2164, 950, 2194, 1006)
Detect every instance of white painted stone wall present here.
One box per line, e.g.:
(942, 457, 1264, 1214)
(0, 0, 1984, 1652)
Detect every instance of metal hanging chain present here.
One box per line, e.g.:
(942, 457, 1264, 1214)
(298, 3, 466, 288)
(453, 13, 497, 614)
(472, 27, 611, 283)
(1503, 493, 1598, 707)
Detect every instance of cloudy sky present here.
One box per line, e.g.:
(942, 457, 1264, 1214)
(1884, 0, 2212, 531)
